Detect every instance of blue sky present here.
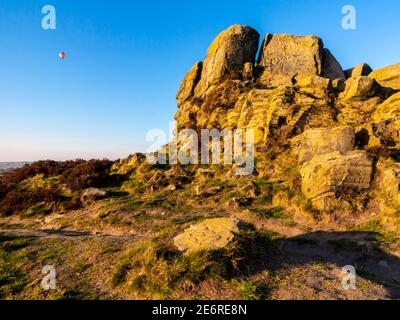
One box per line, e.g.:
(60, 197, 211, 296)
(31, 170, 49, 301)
(1, 0, 399, 161)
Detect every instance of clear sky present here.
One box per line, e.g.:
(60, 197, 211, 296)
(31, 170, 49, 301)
(1, 0, 400, 161)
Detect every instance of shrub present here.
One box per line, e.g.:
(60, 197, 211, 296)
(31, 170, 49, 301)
(235, 279, 268, 300)
(0, 187, 63, 216)
(0, 159, 112, 216)
(0, 180, 8, 200)
(60, 160, 113, 191)
(2, 160, 85, 185)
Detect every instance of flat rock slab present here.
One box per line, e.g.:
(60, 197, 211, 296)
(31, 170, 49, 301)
(300, 150, 373, 201)
(173, 218, 240, 255)
(369, 63, 400, 90)
(295, 126, 355, 163)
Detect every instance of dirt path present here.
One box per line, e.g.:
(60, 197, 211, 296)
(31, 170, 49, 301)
(0, 228, 146, 241)
(2, 214, 400, 300)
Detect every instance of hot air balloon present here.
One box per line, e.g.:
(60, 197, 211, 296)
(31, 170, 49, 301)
(59, 52, 66, 60)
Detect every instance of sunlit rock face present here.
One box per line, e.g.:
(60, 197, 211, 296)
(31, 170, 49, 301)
(171, 24, 400, 210)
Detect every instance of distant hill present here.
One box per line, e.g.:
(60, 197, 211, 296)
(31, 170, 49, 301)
(0, 162, 30, 175)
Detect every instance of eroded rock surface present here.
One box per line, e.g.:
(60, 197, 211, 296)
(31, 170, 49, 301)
(345, 63, 373, 78)
(300, 151, 373, 210)
(381, 164, 400, 206)
(194, 25, 259, 98)
(173, 218, 240, 254)
(81, 188, 107, 206)
(295, 126, 355, 163)
(369, 64, 400, 90)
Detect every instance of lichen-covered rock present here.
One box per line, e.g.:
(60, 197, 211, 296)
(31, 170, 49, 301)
(294, 126, 355, 163)
(194, 25, 259, 97)
(173, 218, 240, 254)
(257, 34, 323, 85)
(300, 151, 373, 210)
(321, 48, 345, 80)
(381, 165, 400, 206)
(337, 97, 383, 127)
(234, 87, 336, 142)
(340, 76, 380, 101)
(369, 63, 400, 90)
(372, 92, 400, 146)
(344, 63, 373, 78)
(81, 188, 107, 206)
(295, 75, 332, 98)
(172, 24, 400, 182)
(373, 92, 400, 121)
(147, 170, 167, 192)
(111, 153, 146, 175)
(177, 61, 202, 105)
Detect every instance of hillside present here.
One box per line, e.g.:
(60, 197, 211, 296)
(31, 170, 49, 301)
(0, 25, 399, 300)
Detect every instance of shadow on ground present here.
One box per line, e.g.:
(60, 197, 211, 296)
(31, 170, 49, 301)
(272, 231, 400, 298)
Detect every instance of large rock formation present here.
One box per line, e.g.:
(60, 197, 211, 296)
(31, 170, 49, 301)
(172, 24, 400, 211)
(175, 26, 349, 139)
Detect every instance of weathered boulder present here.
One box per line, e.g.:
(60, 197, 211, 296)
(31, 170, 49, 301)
(295, 75, 332, 98)
(194, 25, 259, 97)
(369, 63, 400, 90)
(372, 121, 400, 147)
(111, 153, 146, 175)
(257, 34, 323, 86)
(81, 188, 107, 206)
(177, 61, 203, 105)
(173, 218, 240, 254)
(127, 153, 146, 166)
(229, 86, 337, 143)
(164, 166, 191, 187)
(147, 170, 167, 192)
(340, 76, 380, 101)
(337, 96, 383, 127)
(294, 126, 355, 163)
(372, 92, 400, 146)
(300, 151, 373, 210)
(381, 165, 400, 206)
(321, 48, 345, 80)
(373, 92, 400, 121)
(344, 63, 373, 78)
